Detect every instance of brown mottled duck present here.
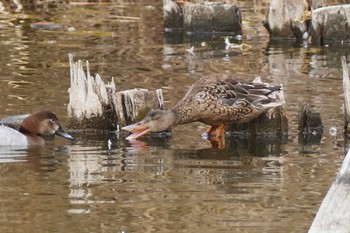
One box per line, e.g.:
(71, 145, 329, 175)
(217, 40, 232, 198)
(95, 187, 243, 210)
(122, 74, 284, 140)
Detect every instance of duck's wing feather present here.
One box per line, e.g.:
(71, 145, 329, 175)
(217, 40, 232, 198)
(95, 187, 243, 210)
(195, 74, 282, 106)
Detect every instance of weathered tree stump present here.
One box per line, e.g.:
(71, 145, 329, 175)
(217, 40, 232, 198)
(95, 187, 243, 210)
(115, 89, 163, 126)
(308, 148, 350, 233)
(298, 103, 324, 151)
(183, 3, 242, 34)
(67, 54, 163, 131)
(163, 1, 242, 34)
(163, 0, 183, 31)
(311, 5, 350, 44)
(227, 106, 288, 136)
(263, 0, 323, 40)
(298, 103, 324, 134)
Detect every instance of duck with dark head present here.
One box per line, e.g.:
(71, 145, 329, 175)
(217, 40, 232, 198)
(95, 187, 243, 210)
(0, 110, 74, 146)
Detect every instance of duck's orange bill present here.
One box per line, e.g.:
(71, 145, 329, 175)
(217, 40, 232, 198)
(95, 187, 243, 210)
(122, 123, 149, 140)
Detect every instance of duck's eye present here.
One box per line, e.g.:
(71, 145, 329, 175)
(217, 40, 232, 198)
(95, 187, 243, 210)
(151, 115, 161, 120)
(50, 119, 56, 123)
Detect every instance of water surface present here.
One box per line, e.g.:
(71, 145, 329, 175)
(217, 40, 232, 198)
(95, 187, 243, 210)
(0, 0, 348, 232)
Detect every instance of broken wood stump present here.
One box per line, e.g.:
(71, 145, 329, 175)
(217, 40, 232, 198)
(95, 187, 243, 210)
(183, 3, 242, 34)
(263, 0, 317, 40)
(115, 88, 163, 126)
(227, 106, 288, 136)
(263, 0, 325, 40)
(163, 1, 242, 34)
(163, 0, 183, 31)
(311, 5, 350, 44)
(298, 103, 324, 148)
(308, 148, 350, 233)
(264, 1, 350, 43)
(298, 103, 324, 134)
(67, 54, 163, 131)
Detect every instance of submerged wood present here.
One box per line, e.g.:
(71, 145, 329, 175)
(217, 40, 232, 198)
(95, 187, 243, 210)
(311, 5, 350, 44)
(308, 148, 350, 232)
(67, 54, 164, 131)
(342, 56, 350, 130)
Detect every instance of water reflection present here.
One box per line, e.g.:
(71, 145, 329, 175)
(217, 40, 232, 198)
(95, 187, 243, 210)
(61, 131, 289, 232)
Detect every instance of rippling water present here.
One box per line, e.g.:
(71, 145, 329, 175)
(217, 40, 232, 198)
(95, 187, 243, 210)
(0, 0, 348, 232)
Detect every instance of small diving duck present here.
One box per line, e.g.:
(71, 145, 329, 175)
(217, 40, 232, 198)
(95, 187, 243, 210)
(122, 74, 284, 140)
(0, 110, 74, 146)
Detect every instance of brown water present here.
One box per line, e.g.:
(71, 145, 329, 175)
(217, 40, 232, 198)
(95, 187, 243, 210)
(0, 1, 348, 232)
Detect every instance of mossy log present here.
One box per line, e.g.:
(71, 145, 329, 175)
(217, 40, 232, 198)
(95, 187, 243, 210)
(311, 5, 350, 44)
(67, 54, 163, 131)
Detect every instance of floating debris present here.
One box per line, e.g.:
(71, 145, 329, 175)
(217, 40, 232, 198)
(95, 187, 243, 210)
(108, 139, 112, 150)
(186, 46, 195, 55)
(329, 127, 337, 136)
(224, 37, 252, 51)
(31, 22, 63, 29)
(225, 37, 241, 49)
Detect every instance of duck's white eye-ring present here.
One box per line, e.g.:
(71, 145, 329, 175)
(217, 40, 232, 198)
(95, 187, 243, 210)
(50, 119, 56, 123)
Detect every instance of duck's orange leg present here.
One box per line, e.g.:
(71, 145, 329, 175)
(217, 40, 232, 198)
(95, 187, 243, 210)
(201, 125, 218, 138)
(216, 124, 225, 138)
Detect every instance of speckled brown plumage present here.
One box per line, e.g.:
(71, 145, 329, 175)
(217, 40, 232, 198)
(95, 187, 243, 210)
(122, 74, 284, 140)
(172, 74, 282, 125)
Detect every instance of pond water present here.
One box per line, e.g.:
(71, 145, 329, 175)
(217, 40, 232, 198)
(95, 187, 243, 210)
(0, 0, 349, 232)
